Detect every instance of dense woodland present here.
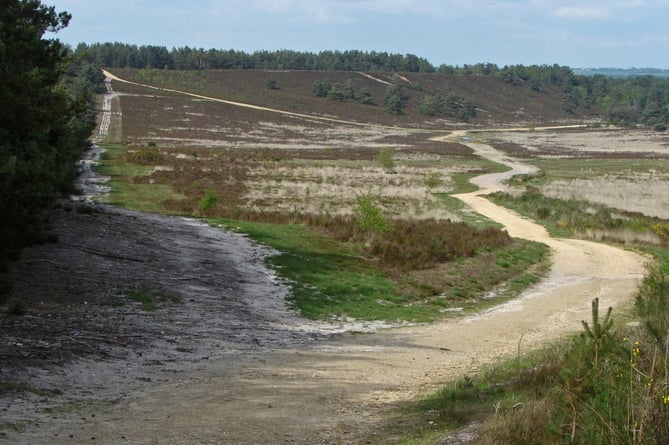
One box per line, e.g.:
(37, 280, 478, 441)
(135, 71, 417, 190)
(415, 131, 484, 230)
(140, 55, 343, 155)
(0, 1, 99, 264)
(75, 42, 669, 128)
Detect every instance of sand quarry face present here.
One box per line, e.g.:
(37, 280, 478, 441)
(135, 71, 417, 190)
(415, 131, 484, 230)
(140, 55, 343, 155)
(1, 76, 652, 444)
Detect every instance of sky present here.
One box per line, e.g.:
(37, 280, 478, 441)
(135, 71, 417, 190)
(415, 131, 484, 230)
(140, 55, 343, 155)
(49, 0, 669, 69)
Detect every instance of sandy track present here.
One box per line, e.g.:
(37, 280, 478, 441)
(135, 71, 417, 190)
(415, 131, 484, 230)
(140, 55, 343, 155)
(6, 79, 647, 444)
(102, 70, 390, 129)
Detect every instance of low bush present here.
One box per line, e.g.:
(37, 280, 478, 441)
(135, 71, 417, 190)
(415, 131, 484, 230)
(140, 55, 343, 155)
(198, 190, 219, 216)
(127, 148, 164, 164)
(491, 190, 669, 245)
(429, 267, 669, 444)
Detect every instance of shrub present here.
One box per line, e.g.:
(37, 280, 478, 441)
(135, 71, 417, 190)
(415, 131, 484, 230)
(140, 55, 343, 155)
(367, 219, 510, 271)
(424, 172, 444, 188)
(198, 190, 218, 216)
(127, 148, 164, 164)
(354, 195, 390, 234)
(383, 84, 406, 115)
(376, 147, 395, 170)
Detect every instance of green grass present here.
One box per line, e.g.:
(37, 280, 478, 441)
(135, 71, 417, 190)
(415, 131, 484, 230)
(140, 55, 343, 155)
(390, 251, 669, 445)
(126, 288, 180, 311)
(213, 218, 549, 323)
(437, 160, 510, 229)
(490, 190, 669, 244)
(529, 158, 669, 182)
(214, 219, 419, 321)
(96, 144, 187, 214)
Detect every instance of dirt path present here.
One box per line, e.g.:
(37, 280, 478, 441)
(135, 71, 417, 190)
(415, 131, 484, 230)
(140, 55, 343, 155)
(3, 80, 647, 444)
(102, 70, 394, 129)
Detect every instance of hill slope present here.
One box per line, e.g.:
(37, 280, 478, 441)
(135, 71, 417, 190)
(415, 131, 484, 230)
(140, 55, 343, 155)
(108, 68, 597, 127)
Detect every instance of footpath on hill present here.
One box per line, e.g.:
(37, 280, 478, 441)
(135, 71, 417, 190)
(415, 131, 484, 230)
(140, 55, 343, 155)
(2, 75, 646, 444)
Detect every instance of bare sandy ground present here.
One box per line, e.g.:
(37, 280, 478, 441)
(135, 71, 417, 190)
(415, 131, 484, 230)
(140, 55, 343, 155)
(2, 79, 647, 444)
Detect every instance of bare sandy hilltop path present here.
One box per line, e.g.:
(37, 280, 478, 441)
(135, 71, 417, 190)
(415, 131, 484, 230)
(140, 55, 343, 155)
(15, 77, 646, 444)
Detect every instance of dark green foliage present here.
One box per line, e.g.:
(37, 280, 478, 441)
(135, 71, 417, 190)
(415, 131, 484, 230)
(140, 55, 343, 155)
(383, 84, 407, 114)
(635, 267, 669, 346)
(312, 80, 330, 97)
(0, 1, 95, 257)
(75, 44, 436, 73)
(198, 190, 219, 216)
(312, 79, 374, 104)
(420, 92, 477, 121)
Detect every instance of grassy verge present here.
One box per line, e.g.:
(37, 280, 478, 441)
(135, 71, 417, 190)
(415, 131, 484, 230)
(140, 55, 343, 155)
(389, 184, 669, 443)
(437, 170, 507, 229)
(394, 259, 669, 444)
(489, 189, 669, 245)
(96, 144, 187, 214)
(213, 218, 549, 322)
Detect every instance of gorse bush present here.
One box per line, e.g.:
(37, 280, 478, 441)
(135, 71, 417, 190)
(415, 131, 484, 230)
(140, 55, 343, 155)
(198, 190, 218, 216)
(354, 195, 390, 234)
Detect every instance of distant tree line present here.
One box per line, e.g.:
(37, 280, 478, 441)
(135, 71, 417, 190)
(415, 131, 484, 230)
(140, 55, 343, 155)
(73, 43, 436, 73)
(75, 43, 668, 127)
(1, 1, 99, 264)
(440, 63, 669, 128)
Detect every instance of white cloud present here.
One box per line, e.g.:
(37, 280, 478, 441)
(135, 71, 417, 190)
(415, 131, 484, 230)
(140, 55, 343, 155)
(552, 5, 608, 19)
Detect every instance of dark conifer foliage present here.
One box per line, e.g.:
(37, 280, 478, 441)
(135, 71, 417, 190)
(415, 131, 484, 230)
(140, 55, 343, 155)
(0, 1, 96, 257)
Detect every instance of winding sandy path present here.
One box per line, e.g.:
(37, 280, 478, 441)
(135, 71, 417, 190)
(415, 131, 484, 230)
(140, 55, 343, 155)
(25, 118, 646, 443)
(9, 74, 643, 444)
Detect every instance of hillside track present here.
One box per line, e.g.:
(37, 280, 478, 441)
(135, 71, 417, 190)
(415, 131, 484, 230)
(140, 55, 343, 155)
(102, 70, 405, 130)
(5, 75, 647, 444)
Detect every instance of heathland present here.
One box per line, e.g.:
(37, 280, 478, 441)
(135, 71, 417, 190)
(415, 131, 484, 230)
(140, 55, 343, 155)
(3, 55, 669, 444)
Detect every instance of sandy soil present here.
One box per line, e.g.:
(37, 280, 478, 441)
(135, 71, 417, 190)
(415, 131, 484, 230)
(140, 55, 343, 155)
(0, 80, 648, 444)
